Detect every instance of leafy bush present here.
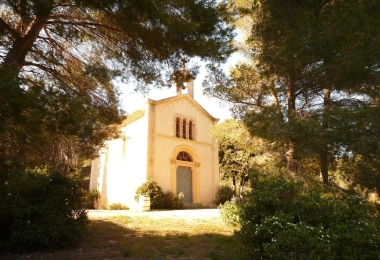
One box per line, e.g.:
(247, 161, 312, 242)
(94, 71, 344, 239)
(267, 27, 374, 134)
(134, 179, 164, 209)
(109, 203, 129, 210)
(0, 167, 88, 253)
(83, 189, 100, 209)
(215, 184, 234, 205)
(155, 191, 184, 210)
(218, 201, 243, 228)
(219, 174, 380, 259)
(135, 179, 184, 210)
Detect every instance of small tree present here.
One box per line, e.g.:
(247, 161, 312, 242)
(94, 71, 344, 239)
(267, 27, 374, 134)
(210, 119, 275, 197)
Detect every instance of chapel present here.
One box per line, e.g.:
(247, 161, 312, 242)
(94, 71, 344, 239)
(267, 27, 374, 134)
(89, 60, 220, 209)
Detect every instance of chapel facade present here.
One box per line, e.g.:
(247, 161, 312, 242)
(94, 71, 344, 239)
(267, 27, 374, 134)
(90, 62, 220, 209)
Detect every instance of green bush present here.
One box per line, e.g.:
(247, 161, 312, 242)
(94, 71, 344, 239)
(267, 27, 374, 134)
(218, 201, 243, 228)
(0, 167, 88, 253)
(134, 179, 164, 209)
(135, 179, 184, 210)
(219, 174, 380, 259)
(155, 191, 184, 210)
(109, 203, 129, 210)
(83, 189, 100, 209)
(215, 184, 234, 205)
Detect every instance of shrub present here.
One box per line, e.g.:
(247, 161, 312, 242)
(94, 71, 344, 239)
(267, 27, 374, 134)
(83, 189, 100, 209)
(109, 203, 129, 210)
(218, 201, 243, 229)
(134, 179, 164, 209)
(219, 174, 380, 259)
(135, 179, 184, 210)
(215, 185, 234, 205)
(155, 191, 184, 210)
(120, 244, 132, 257)
(0, 167, 88, 253)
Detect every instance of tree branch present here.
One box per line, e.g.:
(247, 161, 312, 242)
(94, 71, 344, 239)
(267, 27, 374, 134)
(0, 17, 19, 39)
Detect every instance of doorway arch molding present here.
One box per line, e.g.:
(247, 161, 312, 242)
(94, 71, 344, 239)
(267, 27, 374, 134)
(170, 144, 201, 203)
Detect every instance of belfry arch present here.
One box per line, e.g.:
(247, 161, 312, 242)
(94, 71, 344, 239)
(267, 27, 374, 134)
(170, 145, 200, 204)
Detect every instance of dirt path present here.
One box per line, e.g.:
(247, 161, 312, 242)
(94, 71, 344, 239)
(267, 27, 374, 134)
(87, 209, 220, 219)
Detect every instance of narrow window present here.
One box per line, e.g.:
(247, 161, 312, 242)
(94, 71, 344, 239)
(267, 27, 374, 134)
(189, 120, 193, 140)
(176, 117, 181, 138)
(193, 124, 196, 140)
(176, 151, 193, 162)
(182, 118, 187, 139)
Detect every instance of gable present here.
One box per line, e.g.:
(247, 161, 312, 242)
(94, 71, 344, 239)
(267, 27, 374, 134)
(148, 94, 219, 123)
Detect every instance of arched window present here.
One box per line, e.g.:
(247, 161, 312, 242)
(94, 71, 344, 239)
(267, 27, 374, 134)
(176, 151, 193, 162)
(175, 117, 181, 138)
(182, 118, 187, 139)
(189, 120, 193, 140)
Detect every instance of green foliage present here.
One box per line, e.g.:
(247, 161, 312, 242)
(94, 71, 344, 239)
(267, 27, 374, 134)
(135, 179, 184, 210)
(0, 166, 88, 253)
(109, 203, 129, 210)
(134, 179, 164, 207)
(154, 191, 184, 210)
(205, 0, 380, 183)
(120, 245, 132, 257)
(218, 201, 243, 229)
(210, 119, 274, 195)
(215, 185, 234, 205)
(219, 174, 380, 259)
(0, 0, 234, 94)
(83, 189, 100, 209)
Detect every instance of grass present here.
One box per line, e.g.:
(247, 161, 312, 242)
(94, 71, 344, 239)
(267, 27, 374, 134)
(2, 213, 246, 260)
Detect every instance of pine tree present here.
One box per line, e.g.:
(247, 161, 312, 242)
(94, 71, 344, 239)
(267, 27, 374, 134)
(205, 0, 380, 183)
(0, 0, 234, 170)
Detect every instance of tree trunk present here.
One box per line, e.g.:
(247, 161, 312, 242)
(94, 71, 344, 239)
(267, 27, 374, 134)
(239, 173, 248, 199)
(319, 87, 331, 184)
(0, 14, 48, 87)
(286, 141, 298, 178)
(232, 176, 237, 197)
(319, 143, 329, 184)
(286, 79, 298, 178)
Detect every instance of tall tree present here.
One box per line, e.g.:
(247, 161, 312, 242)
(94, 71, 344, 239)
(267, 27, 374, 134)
(205, 0, 380, 183)
(0, 0, 235, 170)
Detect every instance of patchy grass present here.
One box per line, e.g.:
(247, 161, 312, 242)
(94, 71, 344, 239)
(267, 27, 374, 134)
(2, 214, 246, 259)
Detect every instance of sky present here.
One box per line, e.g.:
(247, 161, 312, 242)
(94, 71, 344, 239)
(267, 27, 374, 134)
(119, 56, 241, 123)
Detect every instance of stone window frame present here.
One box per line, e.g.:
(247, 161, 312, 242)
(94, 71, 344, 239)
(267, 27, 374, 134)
(176, 151, 193, 162)
(173, 114, 196, 140)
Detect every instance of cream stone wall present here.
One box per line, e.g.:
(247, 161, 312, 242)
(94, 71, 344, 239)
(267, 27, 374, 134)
(90, 109, 150, 209)
(90, 94, 220, 209)
(149, 95, 219, 207)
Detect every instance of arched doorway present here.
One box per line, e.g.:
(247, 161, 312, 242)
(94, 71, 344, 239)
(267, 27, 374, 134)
(176, 151, 193, 203)
(176, 166, 192, 203)
(170, 146, 200, 204)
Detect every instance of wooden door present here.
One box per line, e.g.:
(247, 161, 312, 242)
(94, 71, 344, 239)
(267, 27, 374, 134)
(176, 166, 192, 203)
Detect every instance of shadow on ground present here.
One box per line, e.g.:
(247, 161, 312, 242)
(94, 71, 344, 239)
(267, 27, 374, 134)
(1, 217, 248, 260)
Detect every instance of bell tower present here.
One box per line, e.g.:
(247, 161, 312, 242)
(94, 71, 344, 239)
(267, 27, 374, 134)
(172, 58, 195, 98)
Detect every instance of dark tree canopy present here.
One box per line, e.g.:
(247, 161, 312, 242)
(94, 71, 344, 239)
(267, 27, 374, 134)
(0, 0, 234, 169)
(205, 0, 380, 184)
(0, 0, 234, 92)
